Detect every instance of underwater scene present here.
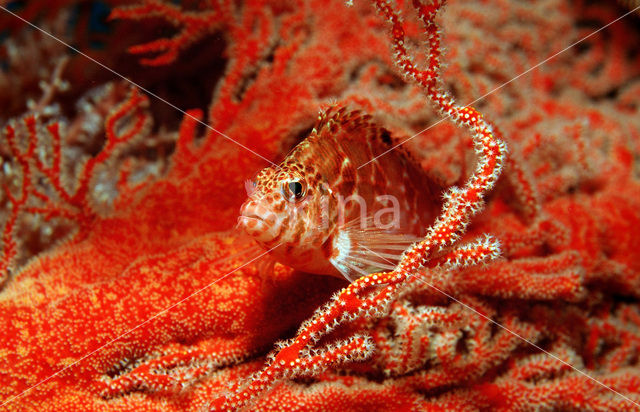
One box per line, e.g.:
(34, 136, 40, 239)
(1, 0, 640, 410)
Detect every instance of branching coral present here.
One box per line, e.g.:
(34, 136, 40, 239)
(1, 0, 640, 411)
(0, 86, 151, 285)
(109, 0, 232, 66)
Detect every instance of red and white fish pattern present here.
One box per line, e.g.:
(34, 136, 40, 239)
(238, 106, 442, 281)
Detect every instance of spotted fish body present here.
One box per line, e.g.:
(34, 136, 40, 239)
(238, 106, 442, 281)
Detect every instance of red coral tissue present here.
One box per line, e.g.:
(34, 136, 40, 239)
(1, 0, 640, 411)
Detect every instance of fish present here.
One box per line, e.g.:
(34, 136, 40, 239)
(237, 105, 442, 282)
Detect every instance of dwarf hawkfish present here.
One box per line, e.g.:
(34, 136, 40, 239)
(238, 106, 442, 282)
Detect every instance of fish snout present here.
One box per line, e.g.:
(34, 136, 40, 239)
(238, 200, 282, 243)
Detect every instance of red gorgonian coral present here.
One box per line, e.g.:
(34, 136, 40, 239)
(1, 0, 640, 411)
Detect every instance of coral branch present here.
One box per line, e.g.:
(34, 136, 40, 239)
(0, 124, 34, 284)
(0, 87, 150, 285)
(100, 339, 253, 397)
(375, 0, 507, 273)
(110, 0, 231, 66)
(75, 88, 150, 211)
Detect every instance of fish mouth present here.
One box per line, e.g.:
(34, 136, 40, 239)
(237, 214, 264, 229)
(237, 214, 281, 244)
(239, 214, 263, 222)
(238, 200, 282, 242)
(238, 199, 265, 228)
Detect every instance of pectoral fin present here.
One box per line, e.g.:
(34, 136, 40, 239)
(328, 222, 419, 282)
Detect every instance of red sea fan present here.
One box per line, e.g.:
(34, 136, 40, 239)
(1, 0, 639, 411)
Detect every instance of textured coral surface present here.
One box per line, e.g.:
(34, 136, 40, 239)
(1, 0, 640, 411)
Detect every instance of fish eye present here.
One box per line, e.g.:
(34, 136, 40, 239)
(281, 179, 307, 202)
